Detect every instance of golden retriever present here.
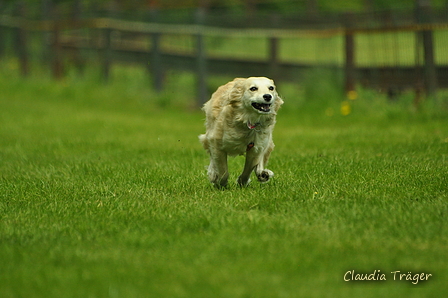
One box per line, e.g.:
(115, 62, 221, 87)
(199, 77, 283, 188)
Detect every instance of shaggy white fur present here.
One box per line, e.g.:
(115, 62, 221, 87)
(199, 77, 283, 188)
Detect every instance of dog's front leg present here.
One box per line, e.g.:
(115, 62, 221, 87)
(237, 150, 257, 187)
(208, 148, 229, 188)
(255, 143, 274, 183)
(238, 146, 274, 187)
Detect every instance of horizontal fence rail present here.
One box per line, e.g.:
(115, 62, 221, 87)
(3, 15, 448, 36)
(1, 5, 447, 105)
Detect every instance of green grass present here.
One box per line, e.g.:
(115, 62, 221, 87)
(0, 65, 447, 298)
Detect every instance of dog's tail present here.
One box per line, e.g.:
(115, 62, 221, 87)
(198, 134, 209, 151)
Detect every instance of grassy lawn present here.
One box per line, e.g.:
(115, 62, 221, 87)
(0, 66, 447, 297)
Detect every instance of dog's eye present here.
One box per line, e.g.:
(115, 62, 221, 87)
(269, 86, 275, 91)
(249, 87, 258, 91)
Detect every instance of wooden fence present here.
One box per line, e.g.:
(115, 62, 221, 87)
(1, 3, 448, 105)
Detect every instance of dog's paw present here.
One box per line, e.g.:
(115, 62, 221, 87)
(208, 172, 229, 189)
(237, 177, 251, 187)
(257, 169, 274, 183)
(213, 182, 228, 190)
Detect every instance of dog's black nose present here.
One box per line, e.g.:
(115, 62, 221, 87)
(263, 94, 272, 102)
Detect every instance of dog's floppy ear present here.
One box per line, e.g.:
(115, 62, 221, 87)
(228, 78, 246, 106)
(274, 95, 284, 113)
(269, 78, 283, 113)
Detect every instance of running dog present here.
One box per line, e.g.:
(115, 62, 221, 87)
(199, 77, 283, 188)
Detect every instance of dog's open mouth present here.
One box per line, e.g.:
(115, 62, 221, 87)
(251, 102, 271, 113)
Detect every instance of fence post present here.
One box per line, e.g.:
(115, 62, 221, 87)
(51, 5, 63, 79)
(269, 37, 279, 79)
(41, 0, 52, 65)
(71, 0, 84, 75)
(344, 14, 355, 95)
(195, 7, 208, 107)
(0, 0, 5, 58)
(148, 9, 163, 92)
(416, 0, 437, 98)
(15, 1, 29, 77)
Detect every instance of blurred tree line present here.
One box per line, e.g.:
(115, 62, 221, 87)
(1, 0, 447, 14)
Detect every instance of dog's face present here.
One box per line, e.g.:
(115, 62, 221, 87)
(240, 77, 280, 114)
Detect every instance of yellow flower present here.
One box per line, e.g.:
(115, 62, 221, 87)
(347, 90, 358, 100)
(341, 100, 351, 116)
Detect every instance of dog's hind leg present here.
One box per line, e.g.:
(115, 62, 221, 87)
(208, 148, 229, 188)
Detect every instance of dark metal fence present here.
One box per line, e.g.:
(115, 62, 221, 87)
(1, 1, 447, 105)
